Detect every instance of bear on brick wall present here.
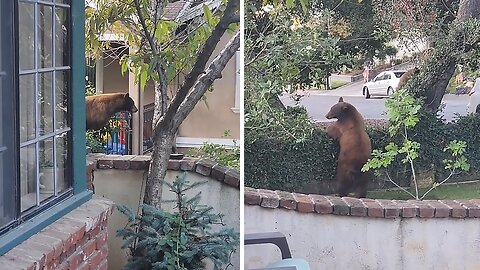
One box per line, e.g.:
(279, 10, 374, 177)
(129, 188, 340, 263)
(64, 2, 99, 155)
(397, 67, 419, 90)
(325, 97, 372, 198)
(86, 93, 138, 131)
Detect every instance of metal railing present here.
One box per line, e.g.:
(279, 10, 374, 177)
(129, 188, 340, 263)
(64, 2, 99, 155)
(90, 111, 132, 155)
(143, 103, 154, 154)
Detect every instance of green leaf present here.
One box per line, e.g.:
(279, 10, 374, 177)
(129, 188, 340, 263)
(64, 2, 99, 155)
(203, 4, 214, 27)
(140, 66, 148, 91)
(286, 0, 295, 9)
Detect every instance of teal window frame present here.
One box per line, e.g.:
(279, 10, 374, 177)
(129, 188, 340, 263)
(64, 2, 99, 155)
(0, 0, 91, 255)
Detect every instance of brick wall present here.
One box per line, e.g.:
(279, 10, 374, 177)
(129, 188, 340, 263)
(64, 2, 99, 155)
(0, 198, 114, 270)
(87, 153, 240, 189)
(245, 187, 480, 218)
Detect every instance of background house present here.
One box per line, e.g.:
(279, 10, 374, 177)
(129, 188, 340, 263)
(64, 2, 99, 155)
(86, 0, 240, 155)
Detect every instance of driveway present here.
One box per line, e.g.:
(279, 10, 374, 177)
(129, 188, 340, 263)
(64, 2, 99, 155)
(281, 82, 470, 122)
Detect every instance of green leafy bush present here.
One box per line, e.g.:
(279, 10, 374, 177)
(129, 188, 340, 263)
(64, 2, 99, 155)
(193, 142, 240, 170)
(117, 173, 239, 270)
(245, 104, 480, 194)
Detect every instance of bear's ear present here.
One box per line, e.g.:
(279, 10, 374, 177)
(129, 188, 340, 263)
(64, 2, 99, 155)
(338, 97, 344, 103)
(124, 93, 130, 99)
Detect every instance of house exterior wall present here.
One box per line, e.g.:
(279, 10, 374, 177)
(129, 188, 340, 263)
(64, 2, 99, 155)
(97, 33, 240, 146)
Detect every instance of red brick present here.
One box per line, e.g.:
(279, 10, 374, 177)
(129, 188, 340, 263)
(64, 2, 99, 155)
(130, 155, 151, 170)
(3, 253, 37, 270)
(360, 198, 384, 218)
(88, 224, 101, 240)
(455, 200, 480, 218)
(277, 191, 297, 210)
(180, 158, 197, 171)
(376, 200, 400, 218)
(113, 156, 134, 169)
(88, 250, 103, 268)
(30, 234, 64, 260)
(311, 195, 333, 214)
(46, 257, 60, 270)
(68, 251, 86, 270)
(78, 261, 91, 270)
(328, 196, 350, 215)
(195, 159, 216, 176)
(440, 200, 467, 218)
(99, 245, 108, 260)
(43, 228, 74, 253)
(58, 261, 70, 270)
(14, 241, 51, 267)
(343, 197, 367, 216)
(244, 189, 261, 205)
(411, 200, 435, 218)
(293, 193, 314, 213)
(83, 239, 98, 258)
(167, 159, 181, 170)
(96, 232, 108, 250)
(224, 170, 240, 187)
(393, 200, 418, 218)
(259, 191, 280, 209)
(425, 200, 451, 218)
(211, 164, 228, 181)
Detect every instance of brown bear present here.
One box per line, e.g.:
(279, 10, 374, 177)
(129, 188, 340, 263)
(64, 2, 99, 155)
(397, 67, 419, 90)
(325, 97, 372, 198)
(86, 93, 138, 130)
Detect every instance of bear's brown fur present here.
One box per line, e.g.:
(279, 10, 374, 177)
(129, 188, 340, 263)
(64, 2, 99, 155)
(397, 67, 419, 90)
(325, 97, 372, 198)
(86, 93, 138, 130)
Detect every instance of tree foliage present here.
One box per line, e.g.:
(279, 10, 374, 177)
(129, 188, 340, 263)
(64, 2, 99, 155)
(362, 89, 470, 200)
(86, 0, 240, 207)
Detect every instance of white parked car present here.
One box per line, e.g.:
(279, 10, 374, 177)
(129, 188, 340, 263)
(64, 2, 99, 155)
(362, 70, 407, 99)
(467, 78, 480, 114)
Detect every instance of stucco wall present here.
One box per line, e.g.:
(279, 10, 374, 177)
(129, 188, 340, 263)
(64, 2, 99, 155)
(90, 155, 240, 270)
(244, 189, 480, 270)
(245, 206, 480, 270)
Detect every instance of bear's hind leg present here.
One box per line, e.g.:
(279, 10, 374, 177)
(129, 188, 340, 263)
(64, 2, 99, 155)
(336, 169, 354, 197)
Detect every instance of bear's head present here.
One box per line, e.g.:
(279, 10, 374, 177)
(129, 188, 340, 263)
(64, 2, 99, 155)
(122, 93, 138, 113)
(325, 97, 356, 120)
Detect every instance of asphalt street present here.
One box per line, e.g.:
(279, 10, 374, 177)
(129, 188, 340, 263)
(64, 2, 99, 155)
(280, 81, 470, 122)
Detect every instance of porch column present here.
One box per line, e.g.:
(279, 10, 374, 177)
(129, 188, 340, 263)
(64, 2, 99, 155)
(95, 54, 103, 94)
(128, 48, 144, 155)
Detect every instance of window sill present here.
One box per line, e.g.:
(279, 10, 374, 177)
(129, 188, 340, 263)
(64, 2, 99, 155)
(0, 190, 92, 255)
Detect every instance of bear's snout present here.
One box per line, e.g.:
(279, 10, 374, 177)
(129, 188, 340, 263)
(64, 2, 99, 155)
(325, 112, 333, 119)
(131, 105, 139, 113)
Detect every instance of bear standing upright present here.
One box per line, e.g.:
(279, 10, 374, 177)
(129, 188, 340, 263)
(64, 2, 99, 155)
(325, 97, 372, 198)
(86, 93, 138, 130)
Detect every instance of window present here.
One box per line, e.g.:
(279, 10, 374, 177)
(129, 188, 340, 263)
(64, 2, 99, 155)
(0, 1, 17, 229)
(0, 0, 90, 251)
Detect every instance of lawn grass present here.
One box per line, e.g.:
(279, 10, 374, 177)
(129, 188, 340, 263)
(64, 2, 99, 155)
(330, 80, 349, 89)
(367, 181, 480, 200)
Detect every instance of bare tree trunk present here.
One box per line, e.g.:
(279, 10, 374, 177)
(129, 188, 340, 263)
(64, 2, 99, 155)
(143, 129, 175, 208)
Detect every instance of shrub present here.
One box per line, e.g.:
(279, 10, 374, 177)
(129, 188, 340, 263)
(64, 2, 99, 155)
(117, 173, 239, 270)
(245, 107, 480, 194)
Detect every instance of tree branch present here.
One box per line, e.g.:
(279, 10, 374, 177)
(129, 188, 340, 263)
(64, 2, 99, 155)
(172, 31, 240, 130)
(158, 0, 239, 130)
(133, 0, 157, 55)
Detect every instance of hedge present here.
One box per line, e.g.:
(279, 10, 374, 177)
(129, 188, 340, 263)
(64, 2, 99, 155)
(245, 112, 480, 194)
